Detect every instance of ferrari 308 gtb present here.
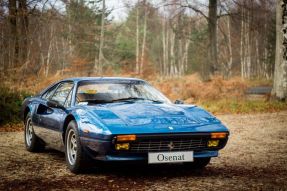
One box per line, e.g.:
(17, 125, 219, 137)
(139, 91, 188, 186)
(21, 77, 229, 173)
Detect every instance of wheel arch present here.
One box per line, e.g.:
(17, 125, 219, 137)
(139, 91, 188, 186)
(62, 114, 78, 144)
(23, 105, 33, 121)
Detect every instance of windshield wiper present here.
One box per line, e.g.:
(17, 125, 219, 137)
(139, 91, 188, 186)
(112, 97, 163, 103)
(111, 97, 145, 102)
(145, 99, 164, 103)
(80, 100, 113, 104)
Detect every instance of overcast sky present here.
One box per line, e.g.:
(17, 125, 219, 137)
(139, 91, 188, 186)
(106, 0, 165, 22)
(106, 0, 129, 21)
(106, 0, 208, 22)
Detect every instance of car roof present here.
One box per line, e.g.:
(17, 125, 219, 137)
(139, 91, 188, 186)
(38, 77, 146, 96)
(62, 77, 146, 83)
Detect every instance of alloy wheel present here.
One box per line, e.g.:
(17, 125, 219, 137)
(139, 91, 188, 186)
(67, 129, 77, 165)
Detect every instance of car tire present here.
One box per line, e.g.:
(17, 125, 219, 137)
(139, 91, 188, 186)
(184, 157, 211, 169)
(24, 113, 45, 152)
(65, 120, 87, 173)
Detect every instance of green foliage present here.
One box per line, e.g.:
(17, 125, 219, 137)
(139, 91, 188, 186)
(188, 25, 208, 74)
(67, 0, 110, 63)
(0, 86, 33, 125)
(115, 32, 136, 60)
(114, 2, 162, 68)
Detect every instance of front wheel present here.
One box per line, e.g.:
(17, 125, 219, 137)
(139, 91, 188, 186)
(65, 120, 87, 173)
(184, 157, 211, 169)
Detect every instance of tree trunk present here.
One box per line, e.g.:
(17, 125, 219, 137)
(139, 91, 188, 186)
(140, 2, 147, 75)
(245, 8, 251, 79)
(45, 24, 54, 77)
(255, 33, 260, 77)
(61, 38, 67, 75)
(166, 22, 169, 75)
(135, 2, 139, 74)
(227, 15, 232, 79)
(8, 0, 18, 67)
(206, 0, 217, 80)
(240, 6, 245, 78)
(272, 0, 287, 100)
(67, 0, 73, 57)
(0, 29, 4, 75)
(97, 0, 105, 74)
(169, 28, 176, 76)
(162, 18, 166, 76)
(18, 0, 28, 62)
(178, 38, 183, 76)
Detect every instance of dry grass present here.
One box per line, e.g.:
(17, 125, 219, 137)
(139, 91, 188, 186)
(151, 74, 247, 103)
(2, 72, 287, 116)
(199, 99, 287, 114)
(0, 123, 23, 132)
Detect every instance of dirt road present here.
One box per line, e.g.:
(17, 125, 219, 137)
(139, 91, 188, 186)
(1, 112, 287, 190)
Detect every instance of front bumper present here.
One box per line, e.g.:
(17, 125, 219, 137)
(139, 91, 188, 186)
(104, 150, 218, 161)
(81, 132, 228, 162)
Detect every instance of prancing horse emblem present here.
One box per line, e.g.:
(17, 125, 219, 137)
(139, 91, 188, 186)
(167, 141, 175, 150)
(168, 126, 174, 130)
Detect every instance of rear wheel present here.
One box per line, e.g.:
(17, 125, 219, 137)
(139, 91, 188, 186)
(184, 157, 211, 169)
(65, 120, 87, 173)
(24, 113, 44, 152)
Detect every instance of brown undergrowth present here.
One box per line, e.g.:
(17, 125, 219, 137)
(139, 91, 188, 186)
(1, 73, 286, 131)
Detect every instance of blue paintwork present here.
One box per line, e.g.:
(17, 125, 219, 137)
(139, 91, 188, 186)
(21, 77, 229, 162)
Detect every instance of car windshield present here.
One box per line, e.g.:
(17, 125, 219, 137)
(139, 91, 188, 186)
(76, 81, 171, 105)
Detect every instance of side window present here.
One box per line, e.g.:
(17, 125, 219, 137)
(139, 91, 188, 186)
(50, 82, 74, 105)
(42, 85, 58, 100)
(64, 88, 73, 108)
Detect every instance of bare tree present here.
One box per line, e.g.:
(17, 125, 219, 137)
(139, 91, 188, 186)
(171, 0, 218, 80)
(272, 0, 287, 100)
(135, 1, 140, 74)
(140, 0, 147, 75)
(18, 0, 28, 61)
(96, 0, 105, 74)
(207, 0, 217, 77)
(8, 0, 18, 66)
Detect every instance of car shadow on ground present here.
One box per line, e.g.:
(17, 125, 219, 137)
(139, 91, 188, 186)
(43, 147, 223, 178)
(34, 148, 279, 183)
(87, 163, 219, 178)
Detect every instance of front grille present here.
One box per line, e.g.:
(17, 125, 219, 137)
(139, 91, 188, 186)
(129, 137, 208, 153)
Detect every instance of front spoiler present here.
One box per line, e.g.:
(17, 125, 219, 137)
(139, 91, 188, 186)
(103, 150, 218, 162)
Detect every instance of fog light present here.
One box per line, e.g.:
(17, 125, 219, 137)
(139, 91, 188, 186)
(115, 143, 130, 150)
(208, 140, 219, 147)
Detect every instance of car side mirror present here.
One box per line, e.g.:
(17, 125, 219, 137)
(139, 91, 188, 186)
(47, 100, 65, 110)
(174, 100, 184, 104)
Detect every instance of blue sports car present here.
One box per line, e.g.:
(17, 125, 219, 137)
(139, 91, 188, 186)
(21, 77, 229, 173)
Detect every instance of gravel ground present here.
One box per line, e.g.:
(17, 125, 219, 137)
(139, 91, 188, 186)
(0, 112, 287, 191)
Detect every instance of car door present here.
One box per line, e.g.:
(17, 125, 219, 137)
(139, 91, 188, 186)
(33, 83, 59, 141)
(36, 82, 74, 150)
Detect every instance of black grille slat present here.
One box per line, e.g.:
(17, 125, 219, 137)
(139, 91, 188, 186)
(129, 137, 208, 153)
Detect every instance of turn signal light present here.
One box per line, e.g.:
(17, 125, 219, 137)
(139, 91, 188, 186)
(116, 135, 136, 142)
(208, 140, 219, 147)
(115, 143, 130, 150)
(211, 132, 227, 139)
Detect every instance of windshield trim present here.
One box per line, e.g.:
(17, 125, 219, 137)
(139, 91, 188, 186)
(75, 80, 171, 105)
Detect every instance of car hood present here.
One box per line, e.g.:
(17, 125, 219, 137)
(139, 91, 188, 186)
(77, 102, 227, 135)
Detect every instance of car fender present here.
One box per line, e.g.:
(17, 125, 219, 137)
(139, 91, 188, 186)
(22, 101, 38, 122)
(67, 108, 112, 141)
